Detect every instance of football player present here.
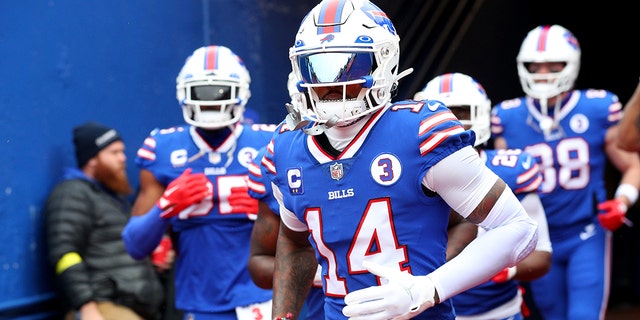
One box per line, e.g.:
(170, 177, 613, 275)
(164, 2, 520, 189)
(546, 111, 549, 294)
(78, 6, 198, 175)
(491, 25, 640, 319)
(416, 72, 552, 319)
(122, 45, 276, 320)
(264, 1, 539, 319)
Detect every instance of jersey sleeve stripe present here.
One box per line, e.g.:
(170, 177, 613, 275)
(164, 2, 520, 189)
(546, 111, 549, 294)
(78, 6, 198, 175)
(143, 137, 156, 148)
(248, 179, 266, 194)
(418, 111, 458, 136)
(419, 126, 465, 156)
(514, 174, 543, 193)
(248, 163, 262, 177)
(266, 140, 275, 154)
(516, 164, 540, 184)
(137, 148, 156, 161)
(261, 156, 276, 175)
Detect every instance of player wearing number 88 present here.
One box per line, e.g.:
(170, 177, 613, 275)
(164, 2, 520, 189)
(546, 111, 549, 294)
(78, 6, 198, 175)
(264, 1, 539, 319)
(491, 24, 640, 319)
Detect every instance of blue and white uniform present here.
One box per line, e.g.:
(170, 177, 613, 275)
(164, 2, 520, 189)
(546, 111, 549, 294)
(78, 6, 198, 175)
(263, 100, 475, 319)
(247, 147, 325, 320)
(124, 123, 274, 319)
(491, 89, 621, 319)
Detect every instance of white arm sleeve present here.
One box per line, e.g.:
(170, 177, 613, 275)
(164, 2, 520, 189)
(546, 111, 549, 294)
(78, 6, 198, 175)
(271, 181, 308, 232)
(423, 146, 497, 219)
(423, 147, 539, 302)
(520, 192, 552, 253)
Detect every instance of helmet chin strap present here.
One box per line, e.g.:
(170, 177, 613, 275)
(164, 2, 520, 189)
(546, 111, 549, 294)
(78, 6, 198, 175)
(303, 116, 339, 136)
(285, 102, 310, 131)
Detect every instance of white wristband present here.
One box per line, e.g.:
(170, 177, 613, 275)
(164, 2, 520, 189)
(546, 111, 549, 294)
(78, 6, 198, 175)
(615, 183, 638, 205)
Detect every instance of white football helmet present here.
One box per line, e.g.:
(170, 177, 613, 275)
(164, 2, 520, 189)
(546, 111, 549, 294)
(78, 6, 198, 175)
(414, 73, 491, 146)
(176, 45, 251, 129)
(517, 24, 581, 101)
(289, 0, 412, 130)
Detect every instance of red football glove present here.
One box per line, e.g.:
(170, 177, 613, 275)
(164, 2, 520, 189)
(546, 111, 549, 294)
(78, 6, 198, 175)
(228, 186, 258, 214)
(157, 168, 212, 218)
(597, 199, 630, 231)
(151, 235, 174, 272)
(491, 266, 517, 283)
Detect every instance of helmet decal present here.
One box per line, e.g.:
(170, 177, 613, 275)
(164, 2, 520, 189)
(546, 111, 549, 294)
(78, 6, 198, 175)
(362, 4, 396, 36)
(439, 73, 454, 94)
(317, 0, 349, 34)
(204, 46, 219, 70)
(564, 31, 580, 50)
(320, 34, 335, 43)
(536, 25, 551, 52)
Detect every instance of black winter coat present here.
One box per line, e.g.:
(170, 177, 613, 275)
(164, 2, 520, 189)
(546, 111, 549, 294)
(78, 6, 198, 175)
(45, 177, 163, 320)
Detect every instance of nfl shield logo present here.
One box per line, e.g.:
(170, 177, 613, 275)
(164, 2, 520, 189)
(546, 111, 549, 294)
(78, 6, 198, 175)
(330, 162, 343, 180)
(208, 152, 221, 164)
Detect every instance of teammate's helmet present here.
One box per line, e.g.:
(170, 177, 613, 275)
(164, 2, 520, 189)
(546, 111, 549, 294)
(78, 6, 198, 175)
(289, 0, 402, 126)
(176, 45, 251, 129)
(414, 73, 491, 146)
(516, 25, 581, 100)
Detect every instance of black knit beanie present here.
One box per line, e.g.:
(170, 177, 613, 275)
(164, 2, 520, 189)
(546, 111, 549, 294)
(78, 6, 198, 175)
(73, 121, 122, 168)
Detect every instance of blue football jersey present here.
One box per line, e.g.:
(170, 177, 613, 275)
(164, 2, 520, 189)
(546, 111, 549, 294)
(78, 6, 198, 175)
(248, 146, 325, 320)
(492, 89, 621, 233)
(452, 148, 543, 316)
(263, 100, 475, 320)
(248, 146, 280, 214)
(135, 123, 275, 312)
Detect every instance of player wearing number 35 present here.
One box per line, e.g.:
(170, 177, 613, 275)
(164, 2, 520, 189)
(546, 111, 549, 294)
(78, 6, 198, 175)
(491, 24, 640, 319)
(122, 45, 275, 319)
(264, 1, 539, 319)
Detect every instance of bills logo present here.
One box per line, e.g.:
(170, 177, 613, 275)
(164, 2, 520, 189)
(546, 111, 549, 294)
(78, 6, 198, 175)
(328, 188, 354, 200)
(564, 31, 580, 50)
(320, 34, 335, 43)
(364, 9, 396, 35)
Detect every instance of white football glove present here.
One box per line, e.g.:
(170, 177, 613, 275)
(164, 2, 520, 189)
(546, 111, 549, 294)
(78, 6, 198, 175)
(342, 260, 436, 320)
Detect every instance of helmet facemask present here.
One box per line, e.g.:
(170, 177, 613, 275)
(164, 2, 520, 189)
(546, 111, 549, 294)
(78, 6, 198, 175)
(294, 47, 391, 127)
(179, 78, 246, 129)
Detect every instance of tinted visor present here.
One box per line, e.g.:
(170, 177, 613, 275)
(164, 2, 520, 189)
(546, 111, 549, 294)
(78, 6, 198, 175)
(298, 52, 374, 84)
(190, 85, 236, 101)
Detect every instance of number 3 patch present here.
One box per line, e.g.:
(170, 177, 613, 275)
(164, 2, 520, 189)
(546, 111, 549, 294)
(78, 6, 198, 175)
(370, 153, 401, 186)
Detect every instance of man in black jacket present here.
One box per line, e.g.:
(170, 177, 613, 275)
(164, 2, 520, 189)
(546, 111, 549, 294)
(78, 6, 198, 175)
(45, 121, 163, 320)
